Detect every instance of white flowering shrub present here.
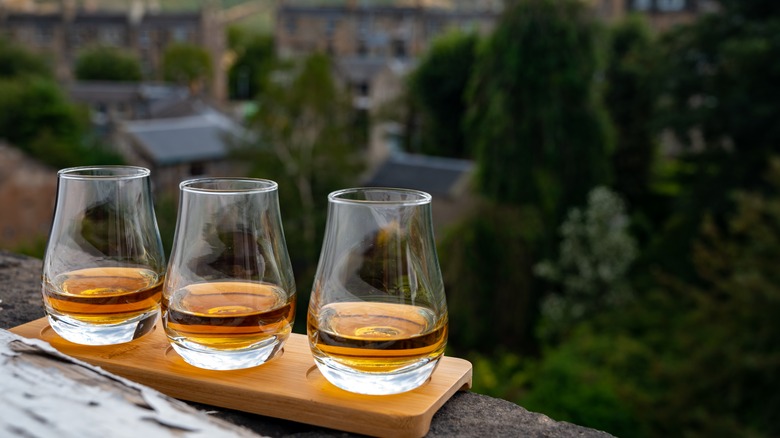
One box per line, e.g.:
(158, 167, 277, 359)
(535, 186, 637, 339)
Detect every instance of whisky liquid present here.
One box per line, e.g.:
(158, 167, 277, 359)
(308, 302, 447, 373)
(43, 267, 163, 324)
(163, 281, 294, 351)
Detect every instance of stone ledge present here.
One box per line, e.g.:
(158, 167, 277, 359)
(0, 250, 613, 438)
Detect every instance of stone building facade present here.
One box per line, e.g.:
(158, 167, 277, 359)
(274, 2, 498, 60)
(0, 0, 227, 100)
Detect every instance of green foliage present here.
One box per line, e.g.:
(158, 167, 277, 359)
(521, 326, 650, 438)
(0, 38, 52, 79)
(638, 0, 780, 285)
(0, 78, 82, 148)
(656, 0, 780, 220)
(465, 0, 614, 223)
(75, 46, 142, 82)
(643, 163, 780, 437)
(604, 15, 660, 211)
(523, 162, 780, 438)
(227, 29, 276, 100)
(439, 202, 543, 355)
(10, 235, 48, 259)
(469, 350, 530, 402)
(407, 30, 478, 158)
(162, 43, 213, 92)
(235, 53, 364, 330)
(153, 193, 179, 258)
(535, 187, 637, 341)
(0, 75, 122, 168)
(718, 0, 780, 18)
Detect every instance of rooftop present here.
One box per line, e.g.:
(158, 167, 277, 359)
(365, 152, 474, 198)
(121, 108, 244, 166)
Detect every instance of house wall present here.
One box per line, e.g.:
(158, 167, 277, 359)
(0, 5, 227, 101)
(275, 5, 498, 60)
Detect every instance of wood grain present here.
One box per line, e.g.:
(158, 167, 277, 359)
(10, 318, 472, 438)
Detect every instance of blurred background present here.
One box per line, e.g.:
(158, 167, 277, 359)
(1, 0, 778, 436)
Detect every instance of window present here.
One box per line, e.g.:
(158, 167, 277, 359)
(426, 19, 440, 37)
(35, 25, 53, 45)
(138, 29, 152, 48)
(358, 16, 371, 37)
(657, 0, 685, 11)
(285, 16, 297, 34)
(632, 0, 652, 10)
(172, 26, 190, 42)
(69, 29, 83, 48)
(325, 17, 337, 36)
(392, 39, 407, 59)
(99, 26, 123, 46)
(356, 81, 369, 97)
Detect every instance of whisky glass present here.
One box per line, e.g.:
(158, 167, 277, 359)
(163, 178, 295, 370)
(42, 166, 165, 345)
(308, 188, 448, 395)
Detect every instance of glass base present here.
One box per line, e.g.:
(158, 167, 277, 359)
(314, 356, 441, 395)
(168, 335, 287, 370)
(47, 310, 158, 346)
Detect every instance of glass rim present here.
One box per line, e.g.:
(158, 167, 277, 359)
(328, 187, 432, 206)
(180, 177, 278, 194)
(58, 165, 150, 180)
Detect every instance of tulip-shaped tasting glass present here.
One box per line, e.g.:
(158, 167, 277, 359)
(308, 188, 448, 395)
(42, 166, 166, 345)
(163, 178, 296, 370)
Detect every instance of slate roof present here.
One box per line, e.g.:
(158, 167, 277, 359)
(67, 82, 190, 116)
(334, 56, 390, 83)
(364, 153, 474, 198)
(121, 109, 242, 166)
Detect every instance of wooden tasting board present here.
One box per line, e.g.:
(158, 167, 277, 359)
(10, 318, 472, 438)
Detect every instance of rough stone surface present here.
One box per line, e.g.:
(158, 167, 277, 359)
(0, 250, 613, 438)
(0, 251, 45, 328)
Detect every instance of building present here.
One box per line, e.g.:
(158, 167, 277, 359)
(276, 0, 717, 62)
(275, 1, 498, 104)
(66, 81, 190, 134)
(0, 0, 227, 100)
(115, 105, 249, 195)
(364, 152, 475, 232)
(275, 2, 498, 60)
(275, 1, 498, 169)
(592, 0, 719, 30)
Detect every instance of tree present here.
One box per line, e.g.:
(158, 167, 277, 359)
(523, 159, 780, 438)
(657, 0, 780, 220)
(235, 53, 364, 329)
(604, 15, 659, 212)
(465, 0, 614, 225)
(0, 78, 83, 151)
(227, 28, 275, 100)
(162, 43, 213, 94)
(0, 38, 52, 79)
(439, 202, 542, 355)
(75, 46, 142, 82)
(534, 187, 637, 342)
(0, 72, 122, 169)
(407, 30, 478, 159)
(646, 0, 780, 279)
(441, 0, 614, 356)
